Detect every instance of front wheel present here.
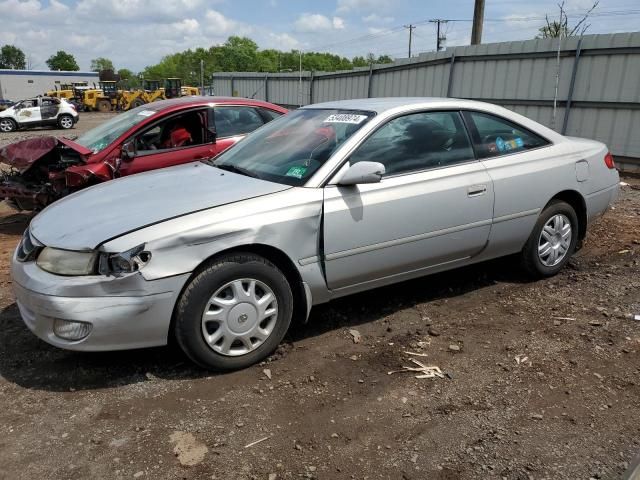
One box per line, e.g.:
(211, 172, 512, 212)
(0, 118, 17, 132)
(521, 200, 579, 278)
(175, 253, 293, 371)
(57, 114, 74, 130)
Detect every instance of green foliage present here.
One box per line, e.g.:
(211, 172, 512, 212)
(90, 57, 115, 72)
(140, 36, 397, 82)
(117, 68, 141, 89)
(0, 45, 26, 70)
(46, 50, 79, 71)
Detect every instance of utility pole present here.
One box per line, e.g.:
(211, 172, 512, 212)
(404, 24, 416, 57)
(429, 19, 448, 51)
(471, 0, 485, 45)
(200, 59, 204, 95)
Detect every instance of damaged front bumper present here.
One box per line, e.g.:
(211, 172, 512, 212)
(0, 179, 55, 211)
(11, 251, 191, 351)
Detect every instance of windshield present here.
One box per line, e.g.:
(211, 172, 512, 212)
(211, 108, 374, 186)
(74, 106, 158, 153)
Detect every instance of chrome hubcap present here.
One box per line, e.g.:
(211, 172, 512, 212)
(538, 213, 572, 266)
(0, 120, 12, 132)
(201, 278, 278, 356)
(60, 117, 72, 128)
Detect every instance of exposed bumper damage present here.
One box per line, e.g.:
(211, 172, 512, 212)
(11, 251, 190, 350)
(0, 136, 114, 210)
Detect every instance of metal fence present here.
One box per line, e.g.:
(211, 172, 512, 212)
(212, 32, 640, 171)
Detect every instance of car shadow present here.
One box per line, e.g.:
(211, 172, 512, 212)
(0, 256, 535, 392)
(288, 256, 534, 342)
(0, 212, 31, 235)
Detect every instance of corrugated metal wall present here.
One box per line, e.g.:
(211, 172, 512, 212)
(212, 32, 640, 164)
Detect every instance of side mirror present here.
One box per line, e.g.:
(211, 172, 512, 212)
(337, 161, 385, 186)
(121, 140, 135, 161)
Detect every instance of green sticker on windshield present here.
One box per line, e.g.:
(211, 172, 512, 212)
(285, 166, 307, 179)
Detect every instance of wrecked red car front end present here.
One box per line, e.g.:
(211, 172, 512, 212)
(0, 136, 115, 210)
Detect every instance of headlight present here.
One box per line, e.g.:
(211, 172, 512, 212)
(36, 247, 97, 276)
(98, 244, 151, 276)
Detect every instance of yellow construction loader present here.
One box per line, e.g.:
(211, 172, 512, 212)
(45, 84, 75, 101)
(181, 85, 200, 96)
(80, 86, 112, 112)
(118, 90, 146, 111)
(141, 80, 165, 103)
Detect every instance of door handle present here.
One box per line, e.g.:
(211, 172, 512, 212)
(467, 185, 487, 197)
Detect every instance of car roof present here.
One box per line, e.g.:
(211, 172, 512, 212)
(17, 96, 56, 102)
(143, 96, 287, 112)
(302, 97, 487, 114)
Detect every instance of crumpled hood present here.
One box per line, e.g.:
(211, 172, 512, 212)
(0, 136, 93, 173)
(30, 162, 290, 250)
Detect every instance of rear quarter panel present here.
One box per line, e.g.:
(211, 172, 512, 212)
(478, 140, 602, 259)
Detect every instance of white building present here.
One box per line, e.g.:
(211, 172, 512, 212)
(0, 70, 100, 101)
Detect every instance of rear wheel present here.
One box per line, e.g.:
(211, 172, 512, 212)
(131, 99, 145, 109)
(97, 99, 111, 113)
(175, 253, 293, 371)
(521, 200, 579, 277)
(0, 118, 16, 132)
(57, 114, 74, 130)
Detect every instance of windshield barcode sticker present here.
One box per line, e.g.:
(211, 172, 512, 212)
(138, 110, 155, 117)
(323, 114, 368, 124)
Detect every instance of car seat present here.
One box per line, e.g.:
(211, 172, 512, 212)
(161, 122, 192, 148)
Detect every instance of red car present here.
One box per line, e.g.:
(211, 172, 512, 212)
(0, 96, 288, 210)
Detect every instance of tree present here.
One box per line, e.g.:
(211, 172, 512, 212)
(46, 50, 79, 71)
(90, 57, 114, 72)
(139, 35, 397, 79)
(0, 45, 26, 70)
(537, 1, 599, 38)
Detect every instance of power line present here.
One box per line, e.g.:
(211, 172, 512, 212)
(296, 7, 640, 59)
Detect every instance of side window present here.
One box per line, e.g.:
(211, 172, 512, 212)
(465, 111, 549, 158)
(134, 109, 207, 154)
(213, 107, 265, 138)
(258, 108, 283, 122)
(349, 111, 474, 176)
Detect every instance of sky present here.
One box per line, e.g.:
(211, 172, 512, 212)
(1, 0, 639, 72)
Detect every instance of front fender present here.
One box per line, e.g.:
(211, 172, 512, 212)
(100, 188, 324, 282)
(65, 161, 115, 186)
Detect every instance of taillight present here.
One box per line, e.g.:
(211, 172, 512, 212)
(604, 152, 616, 169)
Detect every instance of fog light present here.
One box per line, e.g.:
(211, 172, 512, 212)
(53, 319, 92, 341)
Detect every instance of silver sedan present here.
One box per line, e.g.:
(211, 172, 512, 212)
(11, 98, 619, 370)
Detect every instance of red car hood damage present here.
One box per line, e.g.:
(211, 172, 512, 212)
(0, 136, 93, 173)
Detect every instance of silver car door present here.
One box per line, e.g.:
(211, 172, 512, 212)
(323, 110, 494, 291)
(462, 110, 556, 255)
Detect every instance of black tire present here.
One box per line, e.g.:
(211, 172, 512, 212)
(521, 200, 579, 278)
(175, 253, 294, 371)
(97, 99, 111, 113)
(131, 99, 145, 109)
(57, 114, 74, 130)
(0, 118, 17, 133)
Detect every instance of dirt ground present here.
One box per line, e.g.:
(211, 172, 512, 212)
(0, 114, 639, 480)
(0, 111, 117, 148)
